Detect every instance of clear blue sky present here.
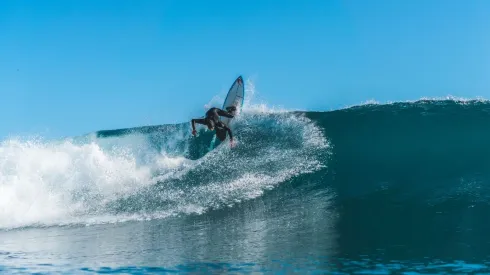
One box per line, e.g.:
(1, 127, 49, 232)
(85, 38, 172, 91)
(1, 0, 489, 138)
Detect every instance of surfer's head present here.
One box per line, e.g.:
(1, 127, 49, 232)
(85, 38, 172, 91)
(205, 118, 215, 130)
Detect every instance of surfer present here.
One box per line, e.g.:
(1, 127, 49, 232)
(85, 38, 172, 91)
(191, 106, 236, 144)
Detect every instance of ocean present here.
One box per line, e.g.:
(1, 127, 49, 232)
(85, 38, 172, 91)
(1, 97, 490, 274)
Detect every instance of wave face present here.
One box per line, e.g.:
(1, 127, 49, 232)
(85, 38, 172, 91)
(312, 98, 490, 261)
(2, 97, 490, 263)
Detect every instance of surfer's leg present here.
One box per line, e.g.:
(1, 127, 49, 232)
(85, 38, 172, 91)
(216, 128, 227, 141)
(216, 122, 233, 141)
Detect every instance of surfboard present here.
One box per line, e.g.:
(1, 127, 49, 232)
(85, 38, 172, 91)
(221, 76, 245, 126)
(208, 76, 245, 150)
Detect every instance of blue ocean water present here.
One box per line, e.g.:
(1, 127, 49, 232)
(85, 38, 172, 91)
(2, 98, 490, 274)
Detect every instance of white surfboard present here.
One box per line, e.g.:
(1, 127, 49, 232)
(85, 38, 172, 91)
(221, 76, 245, 126)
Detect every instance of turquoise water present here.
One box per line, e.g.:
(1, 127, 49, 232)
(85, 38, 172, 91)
(1, 99, 490, 274)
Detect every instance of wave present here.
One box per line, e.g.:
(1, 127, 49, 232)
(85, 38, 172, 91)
(0, 101, 330, 229)
(2, 95, 490, 231)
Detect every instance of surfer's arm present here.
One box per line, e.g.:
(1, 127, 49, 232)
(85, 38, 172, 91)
(217, 108, 234, 118)
(191, 119, 206, 132)
(223, 124, 233, 141)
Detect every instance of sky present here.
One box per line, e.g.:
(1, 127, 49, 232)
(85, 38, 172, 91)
(1, 0, 489, 138)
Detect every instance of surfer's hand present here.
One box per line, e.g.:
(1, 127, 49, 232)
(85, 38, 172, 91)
(192, 130, 197, 136)
(230, 139, 236, 148)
